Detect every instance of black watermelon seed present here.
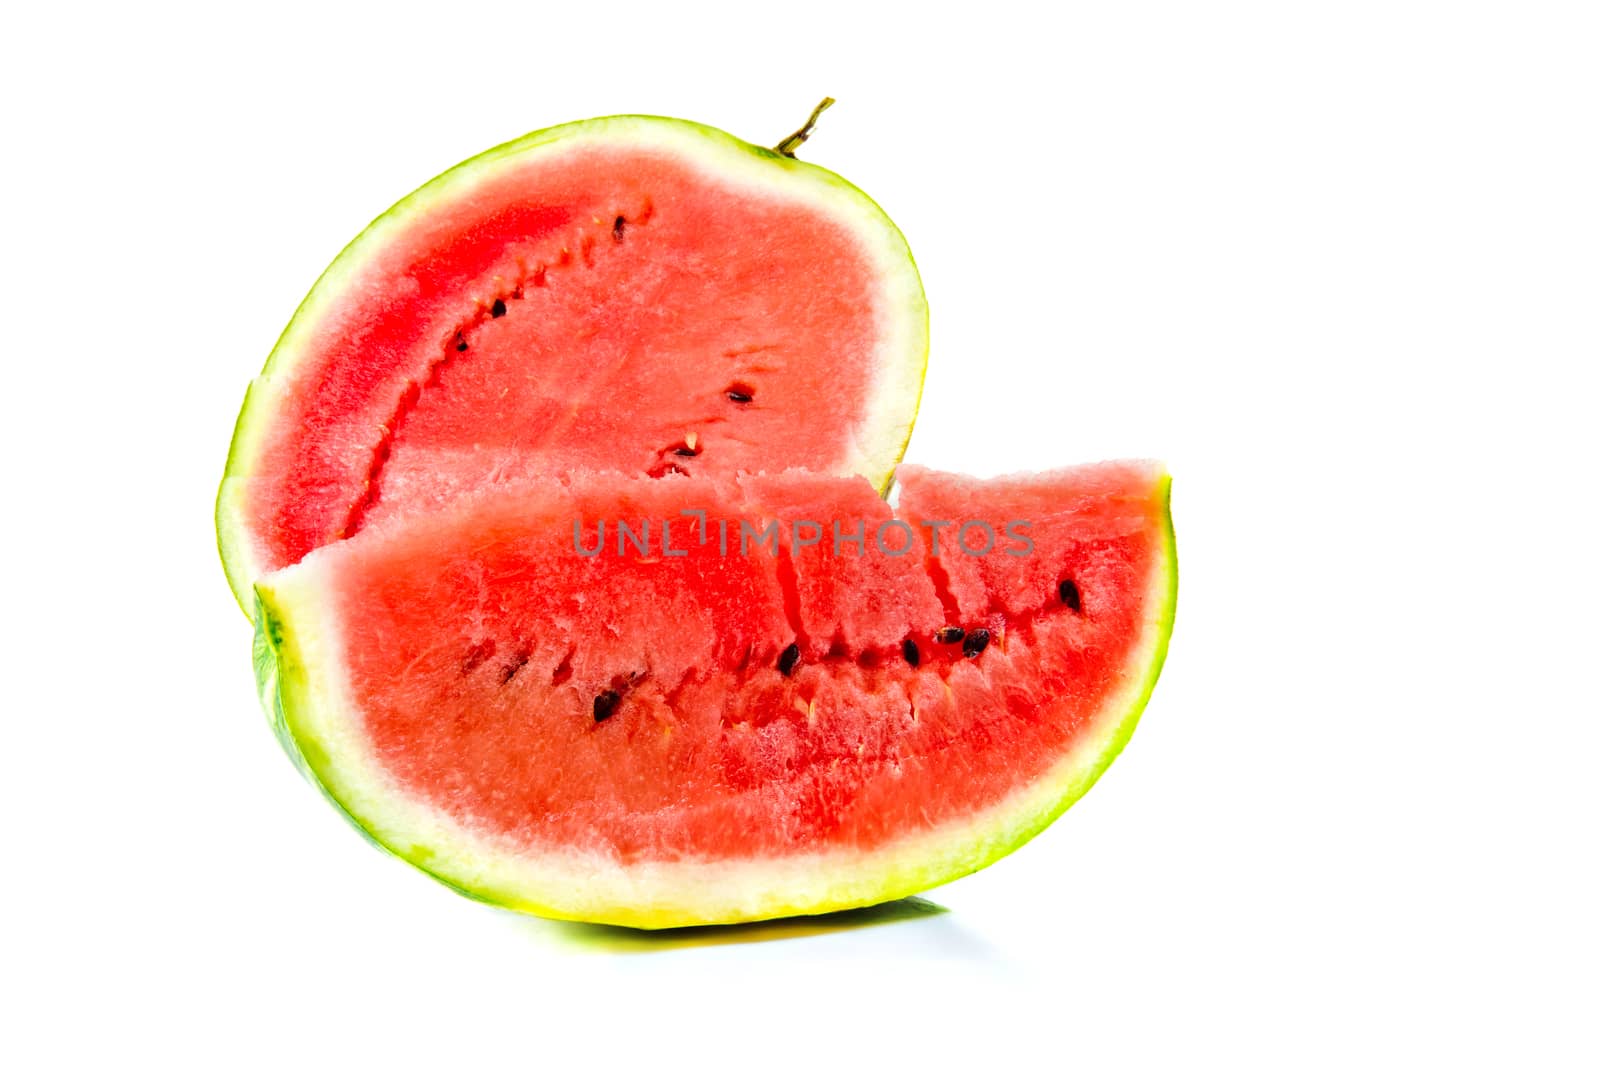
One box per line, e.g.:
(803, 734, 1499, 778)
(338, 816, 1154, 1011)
(593, 690, 621, 722)
(491, 299, 507, 318)
(962, 628, 991, 658)
(673, 445, 700, 457)
(1059, 579, 1082, 613)
(461, 638, 495, 674)
(902, 639, 920, 667)
(454, 332, 468, 352)
(499, 653, 529, 686)
(727, 388, 754, 403)
(612, 215, 626, 242)
(934, 626, 966, 644)
(778, 642, 801, 676)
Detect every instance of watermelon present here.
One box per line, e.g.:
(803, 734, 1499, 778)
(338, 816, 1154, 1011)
(217, 110, 929, 612)
(254, 462, 1176, 928)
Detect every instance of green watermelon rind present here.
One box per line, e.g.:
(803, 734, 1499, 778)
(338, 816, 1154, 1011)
(250, 476, 1176, 929)
(217, 114, 930, 617)
(253, 591, 505, 907)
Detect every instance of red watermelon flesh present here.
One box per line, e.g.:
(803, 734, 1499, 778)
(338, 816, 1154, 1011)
(218, 116, 929, 612)
(254, 461, 1176, 927)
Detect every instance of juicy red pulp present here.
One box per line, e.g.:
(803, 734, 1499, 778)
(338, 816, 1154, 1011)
(300, 465, 1167, 862)
(245, 143, 889, 579)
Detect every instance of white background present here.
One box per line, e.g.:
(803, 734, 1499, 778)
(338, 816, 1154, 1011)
(5, 2, 1596, 1063)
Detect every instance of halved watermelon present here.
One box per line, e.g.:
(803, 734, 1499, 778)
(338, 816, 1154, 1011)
(218, 112, 928, 612)
(254, 462, 1176, 927)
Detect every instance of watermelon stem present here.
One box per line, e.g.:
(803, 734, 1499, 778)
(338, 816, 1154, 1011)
(774, 97, 836, 158)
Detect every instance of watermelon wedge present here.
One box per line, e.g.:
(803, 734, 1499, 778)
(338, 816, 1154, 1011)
(218, 112, 929, 612)
(254, 462, 1176, 927)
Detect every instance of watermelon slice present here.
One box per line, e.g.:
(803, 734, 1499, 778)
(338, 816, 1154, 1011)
(217, 112, 928, 612)
(254, 462, 1176, 927)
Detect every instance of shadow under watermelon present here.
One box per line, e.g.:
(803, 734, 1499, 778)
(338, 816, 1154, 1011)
(529, 896, 951, 952)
